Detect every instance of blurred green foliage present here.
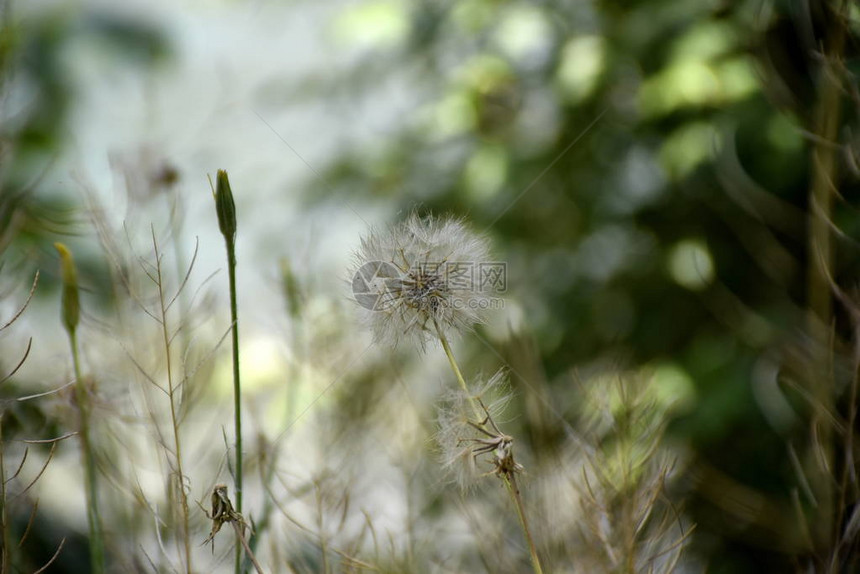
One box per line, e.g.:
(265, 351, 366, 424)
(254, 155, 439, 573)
(0, 1, 168, 278)
(310, 1, 859, 571)
(3, 0, 860, 571)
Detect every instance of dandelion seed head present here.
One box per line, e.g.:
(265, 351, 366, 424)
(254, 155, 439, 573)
(351, 213, 492, 349)
(436, 370, 518, 489)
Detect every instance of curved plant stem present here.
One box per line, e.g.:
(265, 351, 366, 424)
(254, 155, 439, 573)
(433, 320, 543, 574)
(69, 331, 105, 574)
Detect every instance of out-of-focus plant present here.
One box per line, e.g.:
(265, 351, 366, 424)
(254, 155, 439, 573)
(55, 243, 105, 574)
(573, 374, 692, 574)
(79, 171, 225, 572)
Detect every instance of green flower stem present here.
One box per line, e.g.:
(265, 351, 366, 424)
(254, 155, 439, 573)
(434, 320, 481, 421)
(226, 238, 243, 517)
(55, 243, 105, 572)
(226, 242, 244, 574)
(433, 320, 543, 574)
(213, 169, 243, 574)
(504, 474, 544, 574)
(69, 331, 105, 574)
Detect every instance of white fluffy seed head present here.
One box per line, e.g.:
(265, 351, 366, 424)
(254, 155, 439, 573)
(436, 370, 513, 489)
(351, 213, 493, 350)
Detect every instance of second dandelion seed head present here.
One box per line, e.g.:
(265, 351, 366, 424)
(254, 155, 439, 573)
(436, 370, 523, 489)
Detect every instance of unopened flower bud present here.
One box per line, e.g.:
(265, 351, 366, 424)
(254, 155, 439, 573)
(213, 169, 237, 242)
(54, 242, 80, 336)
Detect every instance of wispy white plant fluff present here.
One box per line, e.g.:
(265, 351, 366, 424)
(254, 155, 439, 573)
(351, 213, 492, 349)
(436, 370, 518, 489)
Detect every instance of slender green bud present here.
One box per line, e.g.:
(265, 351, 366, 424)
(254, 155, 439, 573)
(54, 242, 80, 336)
(214, 169, 237, 242)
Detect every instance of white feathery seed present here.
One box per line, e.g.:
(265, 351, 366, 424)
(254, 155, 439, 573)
(436, 370, 516, 489)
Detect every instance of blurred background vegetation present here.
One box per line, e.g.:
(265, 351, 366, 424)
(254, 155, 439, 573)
(2, 0, 860, 572)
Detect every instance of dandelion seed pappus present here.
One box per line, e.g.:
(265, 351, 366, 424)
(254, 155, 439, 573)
(351, 214, 496, 348)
